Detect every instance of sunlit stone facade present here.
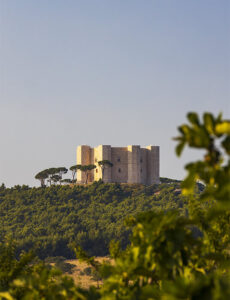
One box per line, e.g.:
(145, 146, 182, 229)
(76, 145, 160, 185)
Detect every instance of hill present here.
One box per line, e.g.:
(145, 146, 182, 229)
(0, 178, 198, 259)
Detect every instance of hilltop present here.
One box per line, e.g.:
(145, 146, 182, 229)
(0, 178, 202, 259)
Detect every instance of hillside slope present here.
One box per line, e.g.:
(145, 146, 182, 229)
(0, 179, 192, 258)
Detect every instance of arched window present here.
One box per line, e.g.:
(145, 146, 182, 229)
(118, 168, 121, 173)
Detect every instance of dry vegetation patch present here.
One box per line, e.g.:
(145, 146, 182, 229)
(65, 257, 111, 289)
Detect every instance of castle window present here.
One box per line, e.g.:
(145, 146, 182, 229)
(140, 168, 142, 173)
(140, 158, 143, 163)
(96, 169, 98, 173)
(117, 158, 121, 162)
(118, 168, 121, 173)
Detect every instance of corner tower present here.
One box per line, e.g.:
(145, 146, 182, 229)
(94, 145, 112, 183)
(127, 145, 141, 184)
(146, 145, 160, 185)
(76, 145, 93, 183)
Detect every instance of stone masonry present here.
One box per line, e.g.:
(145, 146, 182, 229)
(76, 145, 160, 185)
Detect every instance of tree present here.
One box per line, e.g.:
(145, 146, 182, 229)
(69, 165, 82, 182)
(46, 168, 58, 186)
(35, 170, 48, 187)
(43, 167, 68, 186)
(56, 167, 68, 180)
(98, 160, 113, 179)
(3, 111, 229, 299)
(74, 112, 230, 299)
(0, 183, 6, 191)
(80, 165, 96, 184)
(50, 174, 62, 185)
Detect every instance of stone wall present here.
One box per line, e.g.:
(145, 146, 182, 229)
(127, 145, 141, 183)
(111, 147, 128, 183)
(140, 148, 148, 184)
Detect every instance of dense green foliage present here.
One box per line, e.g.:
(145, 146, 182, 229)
(0, 239, 96, 300)
(74, 112, 230, 299)
(0, 179, 187, 259)
(0, 112, 229, 299)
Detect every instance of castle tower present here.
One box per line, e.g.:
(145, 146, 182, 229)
(76, 145, 93, 183)
(146, 145, 160, 185)
(94, 145, 112, 183)
(127, 145, 141, 184)
(76, 145, 160, 185)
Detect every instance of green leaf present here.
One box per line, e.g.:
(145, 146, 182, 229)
(216, 112, 223, 123)
(175, 141, 186, 157)
(216, 121, 230, 135)
(203, 113, 215, 134)
(222, 136, 230, 154)
(187, 112, 200, 125)
(179, 125, 190, 135)
(0, 292, 14, 300)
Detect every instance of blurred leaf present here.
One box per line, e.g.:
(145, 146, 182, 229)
(221, 136, 230, 154)
(187, 112, 200, 126)
(0, 292, 14, 300)
(215, 121, 230, 135)
(203, 113, 215, 134)
(175, 141, 186, 156)
(179, 124, 190, 135)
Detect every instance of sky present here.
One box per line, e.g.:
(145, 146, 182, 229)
(0, 0, 229, 187)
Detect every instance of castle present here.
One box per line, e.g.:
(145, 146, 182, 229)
(76, 145, 160, 185)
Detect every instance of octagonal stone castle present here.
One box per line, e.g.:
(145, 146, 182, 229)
(76, 145, 160, 185)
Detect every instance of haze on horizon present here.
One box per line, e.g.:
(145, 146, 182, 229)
(0, 0, 229, 187)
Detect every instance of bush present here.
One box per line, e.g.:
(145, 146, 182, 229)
(83, 267, 92, 276)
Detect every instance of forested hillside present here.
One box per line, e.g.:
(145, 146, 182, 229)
(0, 178, 195, 258)
(1, 112, 229, 299)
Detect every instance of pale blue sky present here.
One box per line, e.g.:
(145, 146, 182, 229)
(0, 0, 229, 187)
